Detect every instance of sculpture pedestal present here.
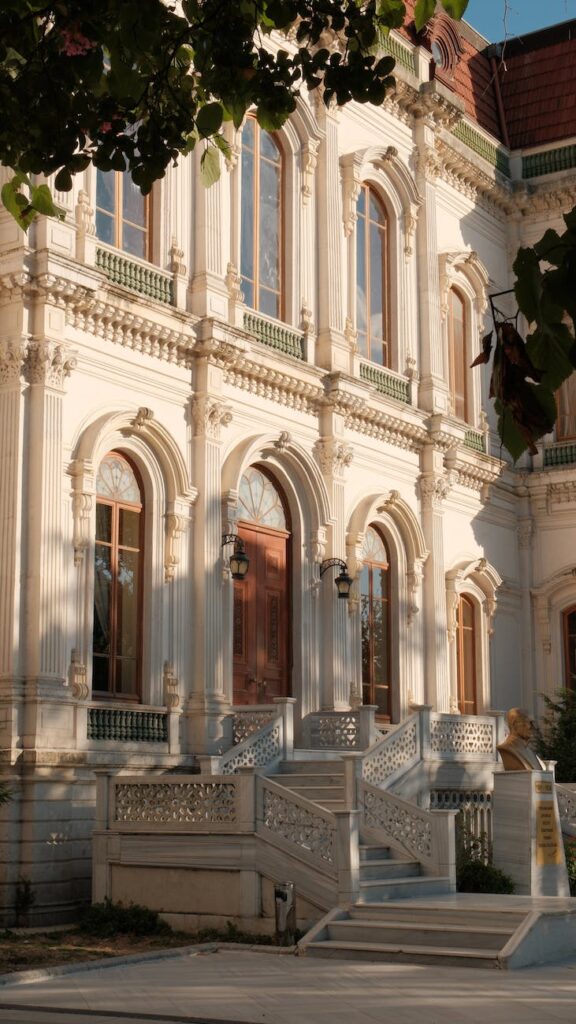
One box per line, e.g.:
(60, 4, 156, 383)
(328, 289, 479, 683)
(493, 770, 570, 896)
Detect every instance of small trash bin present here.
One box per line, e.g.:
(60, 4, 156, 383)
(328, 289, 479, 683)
(274, 881, 296, 945)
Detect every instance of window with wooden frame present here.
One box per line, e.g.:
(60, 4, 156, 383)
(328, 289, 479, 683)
(240, 118, 283, 319)
(356, 184, 390, 366)
(95, 170, 150, 260)
(556, 374, 576, 441)
(448, 287, 468, 421)
(563, 605, 576, 690)
(92, 452, 144, 701)
(360, 526, 392, 719)
(456, 594, 477, 715)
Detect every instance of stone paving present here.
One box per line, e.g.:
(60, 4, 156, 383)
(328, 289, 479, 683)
(1, 946, 576, 1023)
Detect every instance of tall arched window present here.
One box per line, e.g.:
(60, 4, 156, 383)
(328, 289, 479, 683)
(360, 526, 392, 718)
(448, 288, 468, 421)
(92, 452, 144, 700)
(240, 119, 283, 319)
(95, 170, 150, 259)
(356, 184, 389, 366)
(457, 594, 477, 714)
(556, 374, 576, 440)
(563, 606, 576, 690)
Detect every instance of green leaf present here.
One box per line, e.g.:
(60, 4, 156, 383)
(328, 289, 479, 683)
(513, 247, 542, 323)
(414, 0, 436, 32)
(30, 184, 63, 218)
(496, 402, 528, 462)
(54, 167, 73, 192)
(439, 0, 469, 19)
(200, 145, 221, 187)
(527, 324, 575, 392)
(213, 134, 232, 161)
(196, 102, 224, 138)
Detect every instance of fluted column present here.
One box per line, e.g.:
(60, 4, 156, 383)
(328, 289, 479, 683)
(418, 445, 452, 712)
(189, 148, 230, 319)
(185, 353, 233, 753)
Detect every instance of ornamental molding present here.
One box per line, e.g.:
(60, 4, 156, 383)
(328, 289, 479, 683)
(0, 337, 27, 386)
(223, 358, 323, 414)
(24, 338, 77, 387)
(313, 437, 354, 477)
(513, 179, 576, 220)
(169, 238, 187, 278)
(164, 502, 192, 582)
(435, 138, 514, 214)
(418, 472, 453, 508)
(191, 395, 233, 439)
(301, 139, 319, 205)
(163, 661, 180, 709)
(438, 250, 490, 322)
(75, 190, 95, 236)
(547, 480, 576, 510)
(69, 648, 89, 701)
(446, 558, 502, 641)
(341, 145, 422, 254)
(71, 488, 93, 567)
(69, 298, 194, 366)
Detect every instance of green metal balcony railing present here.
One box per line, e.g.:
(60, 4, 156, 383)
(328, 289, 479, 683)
(360, 361, 410, 403)
(544, 441, 576, 468)
(88, 706, 168, 743)
(463, 429, 486, 454)
(451, 122, 510, 178)
(523, 145, 576, 179)
(243, 311, 305, 360)
(96, 247, 174, 305)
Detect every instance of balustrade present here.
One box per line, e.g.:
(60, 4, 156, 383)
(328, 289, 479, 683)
(87, 705, 168, 743)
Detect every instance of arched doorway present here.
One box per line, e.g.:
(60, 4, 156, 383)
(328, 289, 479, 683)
(360, 525, 392, 721)
(233, 466, 292, 704)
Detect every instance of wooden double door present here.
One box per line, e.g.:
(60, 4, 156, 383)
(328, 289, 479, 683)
(232, 523, 291, 704)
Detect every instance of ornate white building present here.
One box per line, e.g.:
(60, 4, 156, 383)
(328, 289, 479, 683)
(1, 8, 576, 925)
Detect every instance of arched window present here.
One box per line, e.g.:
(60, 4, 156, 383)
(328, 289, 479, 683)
(240, 119, 283, 319)
(448, 288, 468, 421)
(92, 452, 144, 700)
(356, 184, 389, 366)
(457, 594, 477, 714)
(360, 526, 392, 718)
(95, 170, 150, 259)
(556, 374, 576, 440)
(563, 606, 576, 690)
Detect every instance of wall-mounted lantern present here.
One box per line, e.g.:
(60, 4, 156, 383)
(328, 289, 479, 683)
(320, 558, 353, 599)
(222, 534, 249, 580)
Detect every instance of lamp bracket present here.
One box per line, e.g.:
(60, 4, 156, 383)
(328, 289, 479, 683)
(320, 557, 347, 578)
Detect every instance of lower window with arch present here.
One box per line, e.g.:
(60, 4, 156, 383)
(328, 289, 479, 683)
(563, 605, 576, 690)
(92, 451, 144, 701)
(360, 526, 392, 720)
(456, 593, 478, 715)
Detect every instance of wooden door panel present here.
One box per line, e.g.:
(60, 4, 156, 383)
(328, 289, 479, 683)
(233, 525, 290, 704)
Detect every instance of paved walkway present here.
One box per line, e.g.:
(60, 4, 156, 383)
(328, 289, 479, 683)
(2, 947, 576, 1024)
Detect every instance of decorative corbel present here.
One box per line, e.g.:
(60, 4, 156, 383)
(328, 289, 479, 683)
(69, 648, 89, 700)
(164, 502, 192, 582)
(341, 153, 363, 237)
(301, 139, 319, 205)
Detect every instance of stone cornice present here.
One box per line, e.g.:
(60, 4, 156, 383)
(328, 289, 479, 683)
(435, 137, 514, 214)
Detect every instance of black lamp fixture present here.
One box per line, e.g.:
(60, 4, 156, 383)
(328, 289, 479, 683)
(320, 558, 354, 599)
(222, 534, 249, 581)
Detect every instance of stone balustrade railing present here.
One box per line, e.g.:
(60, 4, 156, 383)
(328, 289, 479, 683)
(95, 246, 174, 305)
(301, 706, 377, 751)
(231, 706, 278, 745)
(96, 773, 255, 833)
(556, 784, 576, 834)
(360, 713, 421, 788)
(87, 705, 168, 743)
(430, 789, 493, 860)
(200, 699, 296, 776)
(360, 780, 456, 882)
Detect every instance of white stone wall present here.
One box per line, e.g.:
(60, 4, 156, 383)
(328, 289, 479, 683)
(1, 30, 575, 921)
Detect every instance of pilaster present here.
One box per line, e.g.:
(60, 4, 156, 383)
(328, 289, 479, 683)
(189, 149, 230, 320)
(414, 117, 450, 415)
(314, 102, 349, 372)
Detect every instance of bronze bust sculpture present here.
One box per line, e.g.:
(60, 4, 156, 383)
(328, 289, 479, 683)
(497, 708, 545, 771)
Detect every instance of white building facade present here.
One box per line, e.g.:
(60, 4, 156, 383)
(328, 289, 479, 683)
(1, 13, 576, 923)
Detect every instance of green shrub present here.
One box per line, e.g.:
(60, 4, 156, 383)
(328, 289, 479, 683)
(456, 827, 515, 894)
(535, 689, 576, 783)
(564, 839, 576, 897)
(79, 899, 172, 938)
(457, 859, 515, 894)
(0, 783, 10, 807)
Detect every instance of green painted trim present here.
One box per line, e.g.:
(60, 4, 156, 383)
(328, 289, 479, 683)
(87, 707, 168, 742)
(451, 122, 510, 178)
(360, 361, 410, 403)
(463, 429, 486, 453)
(522, 145, 576, 179)
(243, 311, 305, 360)
(96, 247, 174, 305)
(384, 34, 417, 75)
(544, 442, 576, 467)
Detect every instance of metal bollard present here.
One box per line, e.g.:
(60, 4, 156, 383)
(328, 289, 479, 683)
(274, 881, 296, 945)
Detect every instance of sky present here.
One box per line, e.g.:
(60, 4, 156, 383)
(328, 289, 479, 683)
(462, 0, 576, 42)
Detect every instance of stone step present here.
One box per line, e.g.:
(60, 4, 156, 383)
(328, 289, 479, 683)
(348, 904, 528, 928)
(359, 859, 418, 880)
(277, 759, 345, 774)
(358, 876, 452, 902)
(270, 774, 345, 790)
(303, 939, 500, 969)
(326, 918, 513, 950)
(359, 844, 394, 863)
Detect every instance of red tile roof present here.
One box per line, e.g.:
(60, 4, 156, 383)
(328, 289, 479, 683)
(395, 6, 576, 150)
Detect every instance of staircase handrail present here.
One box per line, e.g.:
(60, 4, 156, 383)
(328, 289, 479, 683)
(556, 782, 576, 831)
(360, 712, 421, 789)
(359, 778, 457, 884)
(199, 698, 296, 775)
